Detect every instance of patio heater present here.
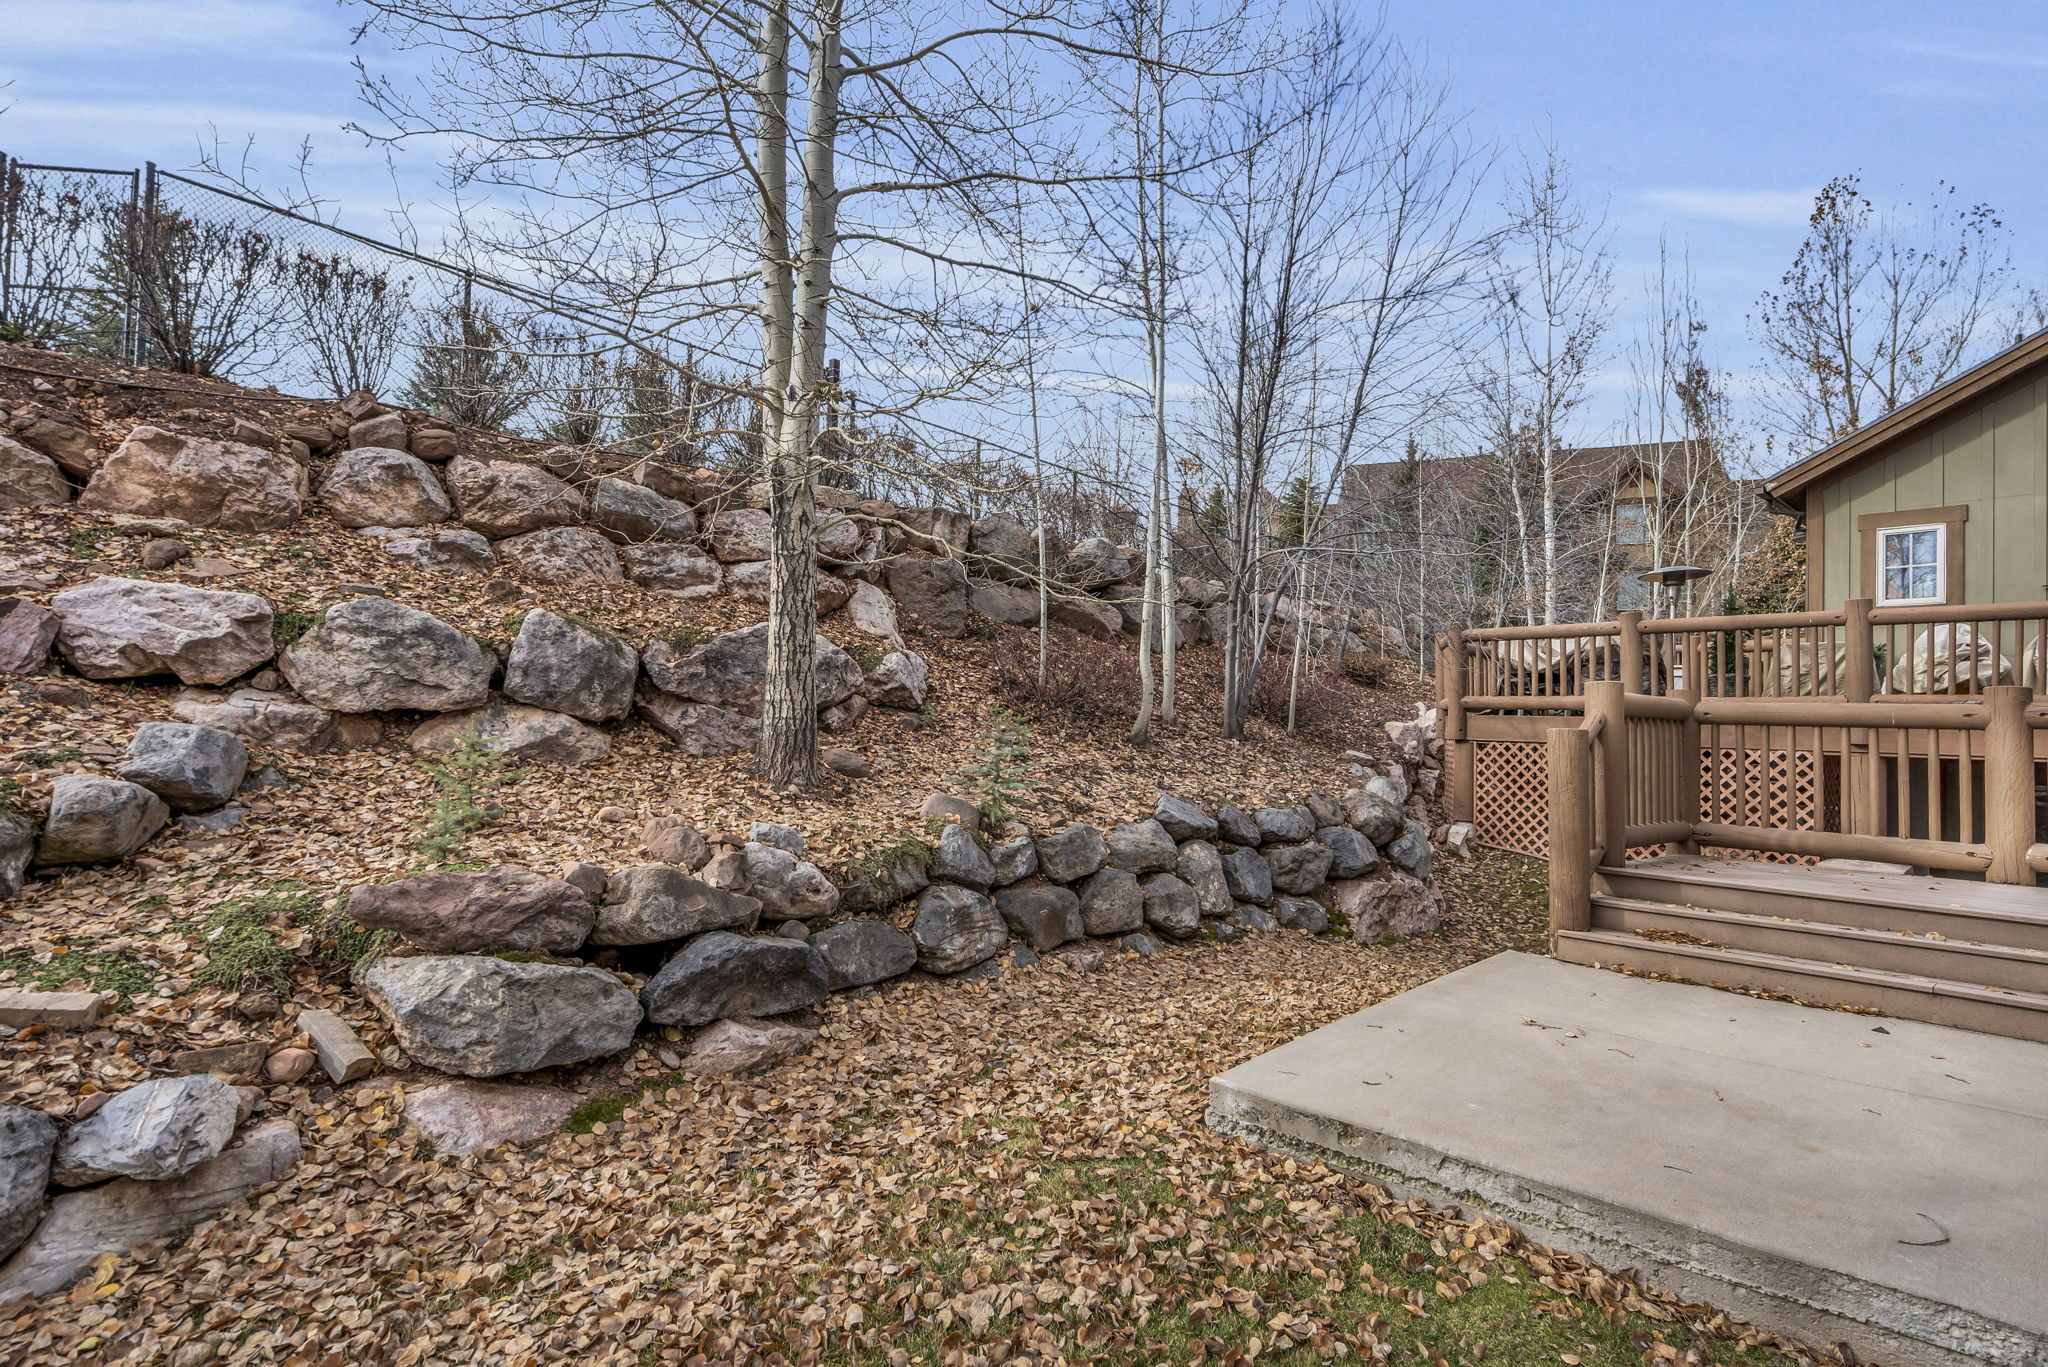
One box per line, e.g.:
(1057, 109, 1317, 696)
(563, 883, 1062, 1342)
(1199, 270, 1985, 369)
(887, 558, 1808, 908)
(1640, 564, 1711, 619)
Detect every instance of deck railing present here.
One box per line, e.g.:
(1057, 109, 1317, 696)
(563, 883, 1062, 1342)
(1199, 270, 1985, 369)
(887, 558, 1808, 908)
(1437, 599, 2048, 883)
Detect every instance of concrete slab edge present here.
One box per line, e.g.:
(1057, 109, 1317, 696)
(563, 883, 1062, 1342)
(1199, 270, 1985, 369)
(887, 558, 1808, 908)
(1208, 1086, 2045, 1367)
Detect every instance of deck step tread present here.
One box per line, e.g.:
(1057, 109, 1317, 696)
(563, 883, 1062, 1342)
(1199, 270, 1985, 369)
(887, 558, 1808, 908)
(1599, 856, 2048, 929)
(1556, 929, 2048, 1015)
(1588, 895, 2048, 965)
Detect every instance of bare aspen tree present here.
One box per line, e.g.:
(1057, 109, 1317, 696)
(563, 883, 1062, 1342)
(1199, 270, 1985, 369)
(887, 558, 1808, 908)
(1753, 174, 2014, 454)
(354, 0, 1195, 786)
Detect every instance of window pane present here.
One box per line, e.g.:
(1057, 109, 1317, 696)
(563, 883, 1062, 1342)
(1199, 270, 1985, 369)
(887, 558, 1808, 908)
(1909, 565, 1938, 599)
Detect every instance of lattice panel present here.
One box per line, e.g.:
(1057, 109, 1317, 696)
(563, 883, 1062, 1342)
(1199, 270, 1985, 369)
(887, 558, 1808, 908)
(1472, 741, 1549, 857)
(1699, 747, 1821, 864)
(1470, 741, 1823, 862)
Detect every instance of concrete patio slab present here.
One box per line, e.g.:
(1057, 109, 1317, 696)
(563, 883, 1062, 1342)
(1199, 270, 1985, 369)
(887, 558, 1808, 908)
(1209, 951, 2048, 1367)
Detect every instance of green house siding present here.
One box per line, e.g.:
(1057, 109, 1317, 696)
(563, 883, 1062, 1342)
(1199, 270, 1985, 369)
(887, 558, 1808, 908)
(1817, 375, 2048, 610)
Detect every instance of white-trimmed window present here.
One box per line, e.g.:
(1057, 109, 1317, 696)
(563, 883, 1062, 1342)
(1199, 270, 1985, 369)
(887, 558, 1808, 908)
(1877, 523, 1946, 606)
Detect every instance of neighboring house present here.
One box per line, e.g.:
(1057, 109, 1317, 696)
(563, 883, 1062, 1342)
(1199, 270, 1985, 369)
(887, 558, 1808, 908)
(1335, 439, 1742, 619)
(1764, 326, 2048, 612)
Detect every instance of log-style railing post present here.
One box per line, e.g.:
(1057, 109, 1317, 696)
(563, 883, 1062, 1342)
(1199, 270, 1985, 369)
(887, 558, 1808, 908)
(1442, 629, 1474, 822)
(1619, 610, 1645, 692)
(1843, 598, 1885, 838)
(1985, 685, 2034, 884)
(1587, 679, 1629, 870)
(1673, 683, 1701, 853)
(1547, 726, 1594, 940)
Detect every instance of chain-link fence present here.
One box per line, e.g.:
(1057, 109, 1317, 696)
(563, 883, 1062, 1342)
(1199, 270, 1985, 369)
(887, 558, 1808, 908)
(0, 151, 765, 461)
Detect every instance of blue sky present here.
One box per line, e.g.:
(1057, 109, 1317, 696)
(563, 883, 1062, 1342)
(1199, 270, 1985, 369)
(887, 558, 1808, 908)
(3, 0, 2044, 448)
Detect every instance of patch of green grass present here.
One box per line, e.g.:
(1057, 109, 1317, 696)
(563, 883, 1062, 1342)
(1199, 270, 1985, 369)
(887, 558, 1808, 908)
(845, 641, 885, 673)
(293, 899, 389, 974)
(0, 947, 158, 1007)
(0, 777, 25, 818)
(66, 527, 110, 559)
(190, 900, 298, 996)
(562, 1095, 629, 1134)
(849, 835, 934, 877)
(271, 608, 320, 649)
(16, 744, 82, 768)
(654, 620, 713, 652)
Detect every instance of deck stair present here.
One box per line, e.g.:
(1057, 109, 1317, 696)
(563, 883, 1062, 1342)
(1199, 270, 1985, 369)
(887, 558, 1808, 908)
(1554, 854, 2048, 1042)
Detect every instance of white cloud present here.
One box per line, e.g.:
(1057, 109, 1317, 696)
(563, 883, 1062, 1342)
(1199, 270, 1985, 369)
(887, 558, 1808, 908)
(1638, 188, 1816, 226)
(1, 1, 340, 58)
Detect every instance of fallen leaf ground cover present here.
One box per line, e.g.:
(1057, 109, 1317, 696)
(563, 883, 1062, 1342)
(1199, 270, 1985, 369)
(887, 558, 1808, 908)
(6, 854, 1836, 1367)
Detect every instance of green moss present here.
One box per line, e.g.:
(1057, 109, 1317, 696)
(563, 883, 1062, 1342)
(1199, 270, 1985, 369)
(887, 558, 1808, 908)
(850, 836, 935, 876)
(0, 947, 158, 1007)
(845, 641, 885, 673)
(0, 777, 25, 818)
(190, 901, 297, 996)
(563, 1095, 629, 1133)
(16, 745, 82, 768)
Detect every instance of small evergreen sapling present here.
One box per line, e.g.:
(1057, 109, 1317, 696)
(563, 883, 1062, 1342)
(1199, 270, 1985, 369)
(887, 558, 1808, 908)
(415, 725, 524, 866)
(958, 708, 1034, 827)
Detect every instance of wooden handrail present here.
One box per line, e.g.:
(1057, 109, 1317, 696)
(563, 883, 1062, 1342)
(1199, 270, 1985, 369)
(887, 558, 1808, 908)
(1870, 600, 2048, 625)
(1692, 698, 1990, 729)
(1623, 693, 1692, 721)
(1692, 822, 1992, 871)
(1465, 621, 1621, 642)
(1623, 820, 1695, 847)
(1460, 694, 1588, 711)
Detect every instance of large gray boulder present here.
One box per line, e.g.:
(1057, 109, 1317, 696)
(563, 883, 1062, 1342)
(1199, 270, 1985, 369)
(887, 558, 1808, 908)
(1330, 872, 1442, 941)
(1265, 841, 1334, 896)
(503, 608, 638, 722)
(588, 477, 697, 543)
(1318, 825, 1379, 879)
(51, 1075, 238, 1187)
(280, 598, 493, 713)
(1343, 788, 1407, 846)
(1174, 839, 1233, 918)
(0, 1105, 58, 1262)
(0, 435, 71, 510)
(408, 703, 611, 764)
(833, 846, 931, 918)
(967, 577, 1040, 627)
(634, 687, 760, 756)
(34, 776, 167, 865)
(317, 447, 450, 528)
(857, 650, 929, 710)
(641, 623, 861, 718)
(1076, 867, 1143, 935)
(0, 1119, 300, 1307)
(1274, 897, 1330, 934)
(930, 822, 995, 890)
(989, 833, 1038, 885)
(171, 687, 337, 753)
(360, 956, 642, 1076)
(1387, 821, 1433, 880)
(1034, 823, 1107, 884)
(446, 456, 585, 539)
(994, 883, 1082, 951)
(640, 933, 830, 1027)
(741, 843, 840, 920)
(810, 920, 917, 989)
(115, 721, 248, 813)
(1215, 804, 1261, 847)
(51, 577, 275, 684)
(0, 812, 36, 900)
(708, 508, 773, 562)
(345, 867, 595, 954)
(909, 884, 1008, 973)
(1254, 806, 1315, 844)
(1140, 872, 1201, 938)
(1152, 793, 1217, 842)
(1220, 847, 1273, 906)
(78, 427, 306, 530)
(968, 513, 1037, 582)
(1058, 537, 1129, 590)
(845, 579, 906, 644)
(622, 544, 723, 596)
(884, 556, 970, 637)
(1105, 818, 1178, 874)
(493, 526, 624, 584)
(368, 526, 498, 572)
(589, 864, 760, 945)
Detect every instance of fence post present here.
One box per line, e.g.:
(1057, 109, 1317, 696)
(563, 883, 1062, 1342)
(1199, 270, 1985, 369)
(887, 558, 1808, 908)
(1587, 679, 1628, 868)
(131, 162, 158, 367)
(1618, 610, 1645, 692)
(1547, 727, 1594, 940)
(1441, 628, 1474, 822)
(1985, 685, 2034, 884)
(1842, 598, 1885, 837)
(0, 151, 12, 332)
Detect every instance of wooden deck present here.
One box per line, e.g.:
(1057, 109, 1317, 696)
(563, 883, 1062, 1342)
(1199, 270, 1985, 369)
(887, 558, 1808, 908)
(1556, 855, 2048, 1041)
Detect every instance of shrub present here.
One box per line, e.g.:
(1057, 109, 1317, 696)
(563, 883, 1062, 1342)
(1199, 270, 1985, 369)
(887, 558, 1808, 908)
(989, 626, 1141, 722)
(1248, 656, 1351, 735)
(416, 726, 524, 865)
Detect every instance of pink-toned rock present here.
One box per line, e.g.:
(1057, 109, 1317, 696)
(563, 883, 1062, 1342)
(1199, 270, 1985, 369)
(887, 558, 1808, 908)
(682, 1017, 816, 1077)
(0, 600, 60, 675)
(78, 426, 307, 530)
(344, 866, 595, 954)
(402, 1081, 580, 1156)
(0, 434, 71, 509)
